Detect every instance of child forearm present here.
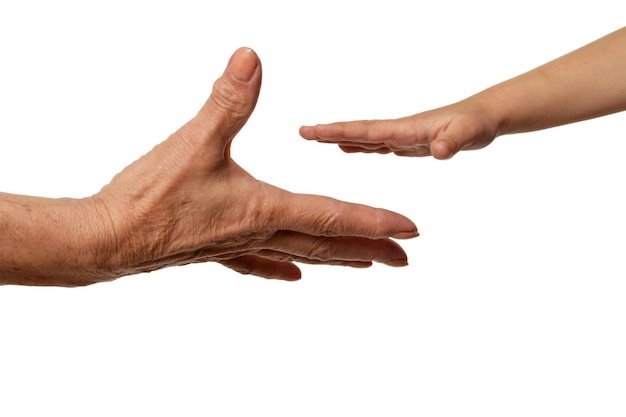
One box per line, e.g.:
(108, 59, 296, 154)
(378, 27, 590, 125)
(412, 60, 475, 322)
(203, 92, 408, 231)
(468, 26, 626, 137)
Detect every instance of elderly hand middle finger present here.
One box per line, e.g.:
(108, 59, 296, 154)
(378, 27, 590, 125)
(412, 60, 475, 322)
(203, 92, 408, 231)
(259, 231, 409, 267)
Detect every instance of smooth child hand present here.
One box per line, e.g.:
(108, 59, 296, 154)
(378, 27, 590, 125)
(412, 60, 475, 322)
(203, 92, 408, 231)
(299, 102, 499, 160)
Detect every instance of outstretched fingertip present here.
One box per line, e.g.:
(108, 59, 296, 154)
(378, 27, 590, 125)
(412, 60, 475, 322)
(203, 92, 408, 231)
(227, 47, 261, 83)
(392, 229, 420, 239)
(389, 214, 419, 240)
(299, 125, 316, 140)
(281, 264, 303, 281)
(386, 258, 409, 267)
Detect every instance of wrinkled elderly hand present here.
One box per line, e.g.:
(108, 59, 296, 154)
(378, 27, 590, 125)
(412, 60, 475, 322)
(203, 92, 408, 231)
(13, 47, 409, 286)
(0, 48, 418, 287)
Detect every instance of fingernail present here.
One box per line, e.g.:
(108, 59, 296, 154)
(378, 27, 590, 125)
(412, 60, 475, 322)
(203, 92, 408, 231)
(392, 230, 420, 239)
(228, 47, 259, 82)
(387, 258, 409, 267)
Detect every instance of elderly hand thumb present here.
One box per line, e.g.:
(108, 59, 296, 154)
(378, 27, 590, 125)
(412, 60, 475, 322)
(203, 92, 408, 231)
(193, 48, 262, 150)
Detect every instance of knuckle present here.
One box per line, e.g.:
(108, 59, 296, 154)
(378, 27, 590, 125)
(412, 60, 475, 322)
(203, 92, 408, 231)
(210, 78, 248, 118)
(308, 240, 336, 262)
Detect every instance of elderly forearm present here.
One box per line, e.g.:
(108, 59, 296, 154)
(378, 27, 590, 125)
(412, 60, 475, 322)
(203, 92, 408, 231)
(467, 26, 626, 136)
(0, 193, 112, 286)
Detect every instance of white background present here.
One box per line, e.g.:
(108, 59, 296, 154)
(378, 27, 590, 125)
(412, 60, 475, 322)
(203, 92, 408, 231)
(1, 1, 625, 416)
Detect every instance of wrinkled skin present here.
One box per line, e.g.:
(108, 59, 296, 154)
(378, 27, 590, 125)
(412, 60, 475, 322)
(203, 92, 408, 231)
(88, 47, 418, 284)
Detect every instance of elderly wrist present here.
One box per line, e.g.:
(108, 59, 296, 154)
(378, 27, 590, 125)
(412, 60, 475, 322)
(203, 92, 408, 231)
(78, 196, 125, 282)
(0, 194, 119, 286)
